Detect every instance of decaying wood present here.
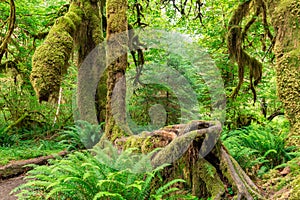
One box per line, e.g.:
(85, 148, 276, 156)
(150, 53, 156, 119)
(0, 150, 68, 180)
(116, 120, 265, 199)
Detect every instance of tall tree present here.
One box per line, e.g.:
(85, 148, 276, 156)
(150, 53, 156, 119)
(103, 0, 130, 140)
(270, 0, 300, 146)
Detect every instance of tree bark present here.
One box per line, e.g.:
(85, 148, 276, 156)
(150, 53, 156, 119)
(103, 0, 130, 141)
(269, 0, 300, 146)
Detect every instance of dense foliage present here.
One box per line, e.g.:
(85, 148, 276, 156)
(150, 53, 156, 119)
(1, 0, 299, 199)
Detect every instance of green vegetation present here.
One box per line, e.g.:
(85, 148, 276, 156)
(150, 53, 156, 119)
(1, 0, 299, 199)
(0, 139, 65, 166)
(13, 147, 196, 200)
(222, 122, 299, 177)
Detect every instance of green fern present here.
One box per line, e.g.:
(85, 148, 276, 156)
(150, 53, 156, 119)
(13, 142, 196, 200)
(222, 123, 298, 175)
(58, 120, 103, 150)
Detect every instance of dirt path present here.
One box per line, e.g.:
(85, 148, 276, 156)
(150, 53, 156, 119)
(0, 151, 68, 200)
(0, 175, 25, 200)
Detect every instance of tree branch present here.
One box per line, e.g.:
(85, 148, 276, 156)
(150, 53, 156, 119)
(0, 0, 16, 63)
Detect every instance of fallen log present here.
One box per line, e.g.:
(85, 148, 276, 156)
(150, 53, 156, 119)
(0, 150, 68, 180)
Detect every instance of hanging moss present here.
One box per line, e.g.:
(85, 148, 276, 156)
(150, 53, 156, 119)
(227, 1, 263, 102)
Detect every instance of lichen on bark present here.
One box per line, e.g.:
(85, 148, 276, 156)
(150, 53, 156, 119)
(271, 0, 300, 146)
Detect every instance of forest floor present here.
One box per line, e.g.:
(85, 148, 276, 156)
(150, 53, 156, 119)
(0, 175, 25, 200)
(0, 153, 296, 200)
(0, 150, 68, 200)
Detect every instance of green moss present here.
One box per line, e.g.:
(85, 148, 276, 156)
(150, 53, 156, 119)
(290, 176, 300, 199)
(196, 159, 225, 199)
(31, 30, 73, 102)
(272, 0, 300, 146)
(31, 0, 105, 103)
(30, 1, 85, 102)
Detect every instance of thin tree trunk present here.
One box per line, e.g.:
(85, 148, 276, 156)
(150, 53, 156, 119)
(0, 0, 15, 63)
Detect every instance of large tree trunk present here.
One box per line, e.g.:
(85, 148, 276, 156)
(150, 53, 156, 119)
(103, 0, 130, 141)
(30, 0, 107, 124)
(270, 0, 300, 146)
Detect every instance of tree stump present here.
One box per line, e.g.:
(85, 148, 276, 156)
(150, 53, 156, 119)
(116, 120, 265, 199)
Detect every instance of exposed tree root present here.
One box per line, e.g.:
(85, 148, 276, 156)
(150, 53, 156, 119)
(116, 120, 266, 199)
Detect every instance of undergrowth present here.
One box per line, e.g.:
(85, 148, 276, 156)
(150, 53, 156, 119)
(57, 120, 103, 150)
(222, 123, 299, 177)
(13, 142, 197, 200)
(0, 139, 65, 166)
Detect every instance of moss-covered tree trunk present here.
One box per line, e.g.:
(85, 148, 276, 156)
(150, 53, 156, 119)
(76, 0, 106, 124)
(30, 0, 106, 124)
(30, 1, 82, 102)
(103, 0, 130, 140)
(270, 0, 300, 146)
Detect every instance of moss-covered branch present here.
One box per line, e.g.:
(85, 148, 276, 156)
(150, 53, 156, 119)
(30, 0, 105, 105)
(30, 1, 83, 102)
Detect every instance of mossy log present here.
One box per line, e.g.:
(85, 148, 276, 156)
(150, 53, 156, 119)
(116, 120, 265, 199)
(0, 151, 68, 180)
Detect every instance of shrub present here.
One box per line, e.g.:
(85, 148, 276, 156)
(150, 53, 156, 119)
(58, 120, 104, 150)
